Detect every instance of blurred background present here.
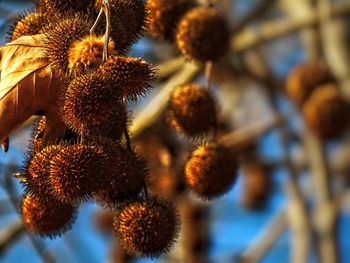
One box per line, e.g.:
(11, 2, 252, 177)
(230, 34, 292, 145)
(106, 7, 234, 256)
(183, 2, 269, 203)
(1, 0, 350, 262)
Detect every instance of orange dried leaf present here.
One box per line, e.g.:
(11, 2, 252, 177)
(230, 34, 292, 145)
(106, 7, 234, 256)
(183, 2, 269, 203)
(0, 34, 67, 149)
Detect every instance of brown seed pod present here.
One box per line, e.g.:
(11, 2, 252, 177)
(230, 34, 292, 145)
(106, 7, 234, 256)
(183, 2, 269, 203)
(115, 197, 180, 258)
(21, 192, 76, 238)
(44, 15, 94, 78)
(62, 71, 126, 139)
(95, 0, 146, 52)
(241, 160, 271, 210)
(303, 84, 350, 139)
(286, 61, 335, 106)
(94, 209, 115, 234)
(176, 7, 230, 62)
(36, 0, 94, 17)
(22, 144, 63, 196)
(94, 142, 149, 207)
(167, 83, 217, 137)
(99, 56, 156, 101)
(146, 0, 197, 40)
(185, 143, 238, 199)
(7, 11, 46, 42)
(68, 35, 116, 77)
(49, 143, 111, 203)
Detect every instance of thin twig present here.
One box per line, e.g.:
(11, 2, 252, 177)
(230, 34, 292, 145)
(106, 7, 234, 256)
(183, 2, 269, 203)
(232, 1, 350, 52)
(239, 207, 287, 263)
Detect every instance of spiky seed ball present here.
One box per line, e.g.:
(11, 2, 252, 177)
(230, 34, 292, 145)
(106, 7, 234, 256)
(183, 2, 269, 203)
(8, 11, 46, 42)
(286, 61, 335, 106)
(21, 192, 76, 238)
(95, 0, 146, 49)
(23, 145, 63, 196)
(146, 0, 197, 40)
(45, 15, 94, 78)
(242, 161, 271, 210)
(99, 56, 156, 101)
(49, 143, 111, 203)
(185, 143, 238, 199)
(94, 144, 149, 207)
(62, 72, 126, 139)
(68, 35, 116, 77)
(303, 84, 350, 139)
(176, 7, 230, 62)
(115, 198, 180, 257)
(37, 0, 94, 17)
(167, 83, 217, 137)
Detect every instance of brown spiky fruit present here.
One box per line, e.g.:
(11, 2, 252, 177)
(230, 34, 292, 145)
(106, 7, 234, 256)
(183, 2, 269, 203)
(44, 15, 95, 78)
(8, 11, 46, 42)
(167, 83, 217, 137)
(95, 0, 146, 52)
(241, 160, 271, 210)
(115, 197, 180, 258)
(303, 84, 350, 139)
(21, 192, 76, 238)
(176, 7, 230, 62)
(94, 143, 149, 207)
(62, 71, 126, 139)
(185, 143, 238, 199)
(68, 35, 116, 76)
(99, 56, 156, 101)
(23, 145, 63, 196)
(49, 143, 111, 203)
(146, 0, 197, 40)
(286, 61, 335, 106)
(37, 0, 94, 17)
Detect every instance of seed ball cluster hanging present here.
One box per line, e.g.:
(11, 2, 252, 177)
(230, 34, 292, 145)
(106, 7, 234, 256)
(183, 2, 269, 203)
(285, 61, 350, 139)
(2, 0, 183, 258)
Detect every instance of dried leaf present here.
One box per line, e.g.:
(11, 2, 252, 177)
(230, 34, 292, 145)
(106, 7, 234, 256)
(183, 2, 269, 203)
(0, 34, 67, 149)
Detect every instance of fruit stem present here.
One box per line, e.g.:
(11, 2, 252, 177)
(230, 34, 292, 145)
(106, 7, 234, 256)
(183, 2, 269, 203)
(90, 8, 103, 34)
(205, 61, 213, 89)
(102, 0, 111, 62)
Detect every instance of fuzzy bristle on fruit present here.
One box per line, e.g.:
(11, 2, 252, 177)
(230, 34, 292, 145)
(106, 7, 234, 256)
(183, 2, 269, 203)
(49, 143, 111, 204)
(95, 0, 146, 52)
(167, 83, 217, 137)
(21, 192, 77, 238)
(185, 143, 238, 199)
(176, 7, 230, 62)
(8, 11, 46, 42)
(31, 117, 46, 153)
(99, 56, 156, 101)
(62, 71, 126, 139)
(36, 0, 94, 17)
(94, 144, 149, 207)
(303, 84, 350, 139)
(115, 197, 180, 258)
(44, 15, 94, 78)
(68, 35, 116, 76)
(22, 145, 63, 196)
(286, 61, 335, 106)
(146, 0, 197, 40)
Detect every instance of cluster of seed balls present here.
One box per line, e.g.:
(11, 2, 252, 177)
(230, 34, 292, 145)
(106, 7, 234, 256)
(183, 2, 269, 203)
(147, 0, 230, 63)
(147, 1, 238, 199)
(286, 61, 350, 139)
(9, 0, 181, 258)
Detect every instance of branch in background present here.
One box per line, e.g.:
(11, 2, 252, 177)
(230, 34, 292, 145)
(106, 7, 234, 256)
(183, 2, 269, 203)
(232, 1, 350, 52)
(239, 207, 287, 263)
(0, 218, 25, 255)
(232, 0, 276, 33)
